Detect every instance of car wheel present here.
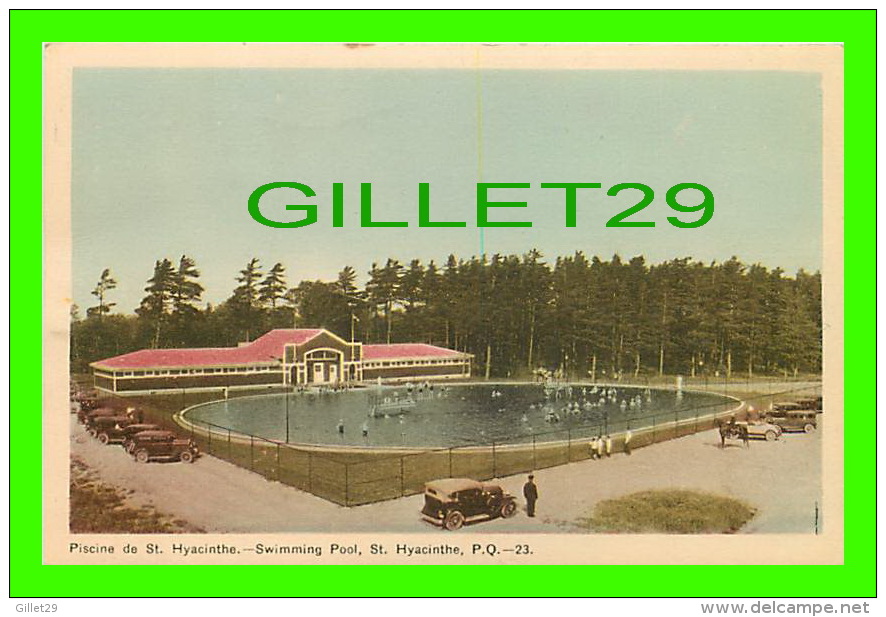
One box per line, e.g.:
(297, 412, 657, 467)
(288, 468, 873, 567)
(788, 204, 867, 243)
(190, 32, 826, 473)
(443, 510, 465, 531)
(180, 451, 194, 463)
(765, 430, 777, 441)
(500, 501, 517, 518)
(97, 433, 110, 445)
(135, 449, 150, 464)
(804, 423, 815, 433)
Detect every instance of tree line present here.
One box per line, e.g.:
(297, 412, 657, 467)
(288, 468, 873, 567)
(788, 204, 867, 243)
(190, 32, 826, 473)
(71, 251, 822, 380)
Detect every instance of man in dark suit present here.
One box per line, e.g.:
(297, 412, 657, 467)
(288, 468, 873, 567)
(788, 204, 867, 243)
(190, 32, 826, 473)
(523, 474, 539, 517)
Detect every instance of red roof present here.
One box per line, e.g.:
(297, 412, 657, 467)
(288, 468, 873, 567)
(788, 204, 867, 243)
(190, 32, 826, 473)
(362, 343, 467, 360)
(91, 329, 468, 370)
(92, 329, 323, 369)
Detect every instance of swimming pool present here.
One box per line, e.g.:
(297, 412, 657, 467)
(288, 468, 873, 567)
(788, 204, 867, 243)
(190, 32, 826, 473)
(182, 383, 737, 449)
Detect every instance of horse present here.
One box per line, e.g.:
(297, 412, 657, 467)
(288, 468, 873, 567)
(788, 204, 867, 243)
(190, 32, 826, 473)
(717, 419, 750, 448)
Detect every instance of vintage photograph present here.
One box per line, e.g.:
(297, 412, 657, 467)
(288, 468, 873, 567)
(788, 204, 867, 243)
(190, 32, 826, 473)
(45, 43, 842, 564)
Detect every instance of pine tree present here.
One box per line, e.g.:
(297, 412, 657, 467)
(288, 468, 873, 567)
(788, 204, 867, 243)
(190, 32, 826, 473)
(136, 259, 176, 348)
(259, 262, 287, 309)
(230, 258, 264, 341)
(87, 268, 117, 319)
(366, 258, 403, 343)
(336, 265, 359, 296)
(168, 255, 204, 346)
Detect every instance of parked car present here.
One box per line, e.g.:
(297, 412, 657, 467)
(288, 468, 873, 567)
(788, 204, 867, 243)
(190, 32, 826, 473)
(792, 396, 823, 412)
(421, 478, 517, 530)
(770, 402, 806, 413)
(72, 390, 99, 410)
(127, 430, 199, 464)
(119, 424, 162, 451)
(765, 411, 818, 433)
(87, 415, 134, 444)
(736, 420, 783, 441)
(78, 406, 118, 425)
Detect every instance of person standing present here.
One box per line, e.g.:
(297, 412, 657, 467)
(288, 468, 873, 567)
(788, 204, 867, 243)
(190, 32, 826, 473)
(523, 474, 539, 517)
(624, 428, 633, 455)
(589, 436, 599, 459)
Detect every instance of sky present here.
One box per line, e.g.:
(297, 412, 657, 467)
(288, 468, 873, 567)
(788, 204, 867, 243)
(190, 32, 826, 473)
(72, 67, 822, 314)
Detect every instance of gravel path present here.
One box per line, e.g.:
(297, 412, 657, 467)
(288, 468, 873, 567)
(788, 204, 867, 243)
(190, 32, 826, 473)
(70, 414, 821, 534)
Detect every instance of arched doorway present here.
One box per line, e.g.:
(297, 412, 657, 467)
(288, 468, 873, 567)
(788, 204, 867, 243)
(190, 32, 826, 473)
(304, 348, 343, 385)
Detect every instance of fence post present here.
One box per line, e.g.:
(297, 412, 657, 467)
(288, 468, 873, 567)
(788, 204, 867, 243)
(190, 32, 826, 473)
(208, 424, 212, 454)
(276, 443, 281, 481)
(344, 463, 349, 507)
(228, 428, 232, 458)
(652, 414, 656, 444)
(567, 429, 572, 462)
(532, 435, 537, 470)
(400, 457, 405, 497)
(492, 442, 496, 478)
(448, 448, 453, 478)
(250, 435, 254, 469)
(308, 452, 313, 492)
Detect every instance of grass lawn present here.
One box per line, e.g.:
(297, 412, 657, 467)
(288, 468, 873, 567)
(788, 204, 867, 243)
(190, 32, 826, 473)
(579, 489, 756, 534)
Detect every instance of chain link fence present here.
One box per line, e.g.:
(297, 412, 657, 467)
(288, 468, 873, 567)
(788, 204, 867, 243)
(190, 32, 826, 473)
(173, 382, 821, 506)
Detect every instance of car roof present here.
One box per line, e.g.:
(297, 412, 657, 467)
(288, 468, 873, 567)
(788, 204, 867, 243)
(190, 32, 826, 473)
(131, 430, 176, 438)
(425, 478, 484, 493)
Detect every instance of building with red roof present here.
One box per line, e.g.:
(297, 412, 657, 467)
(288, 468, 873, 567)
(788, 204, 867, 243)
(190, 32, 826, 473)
(90, 329, 472, 394)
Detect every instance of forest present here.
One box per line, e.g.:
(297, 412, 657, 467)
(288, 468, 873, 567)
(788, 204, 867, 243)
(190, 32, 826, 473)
(70, 251, 822, 380)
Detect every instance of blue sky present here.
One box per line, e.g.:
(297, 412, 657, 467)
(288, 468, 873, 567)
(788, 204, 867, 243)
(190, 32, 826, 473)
(72, 68, 822, 313)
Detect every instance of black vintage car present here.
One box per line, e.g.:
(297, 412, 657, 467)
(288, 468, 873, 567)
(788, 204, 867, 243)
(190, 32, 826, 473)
(119, 424, 162, 451)
(77, 406, 117, 425)
(72, 389, 99, 411)
(792, 396, 823, 412)
(87, 415, 134, 444)
(765, 410, 818, 433)
(128, 430, 199, 464)
(421, 478, 517, 531)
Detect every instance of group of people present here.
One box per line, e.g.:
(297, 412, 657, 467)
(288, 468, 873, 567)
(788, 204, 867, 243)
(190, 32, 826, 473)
(588, 429, 634, 457)
(589, 434, 613, 459)
(405, 381, 436, 397)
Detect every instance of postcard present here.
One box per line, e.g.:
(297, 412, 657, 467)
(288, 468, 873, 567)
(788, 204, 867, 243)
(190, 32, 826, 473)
(44, 42, 843, 565)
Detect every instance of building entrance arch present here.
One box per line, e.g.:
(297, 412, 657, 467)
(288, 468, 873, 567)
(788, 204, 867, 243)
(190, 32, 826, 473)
(304, 348, 343, 385)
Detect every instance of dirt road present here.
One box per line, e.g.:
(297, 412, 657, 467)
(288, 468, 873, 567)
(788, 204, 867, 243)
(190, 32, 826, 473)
(69, 412, 822, 535)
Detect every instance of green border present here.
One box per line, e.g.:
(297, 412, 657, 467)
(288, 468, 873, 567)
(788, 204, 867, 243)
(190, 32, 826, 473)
(12, 9, 875, 598)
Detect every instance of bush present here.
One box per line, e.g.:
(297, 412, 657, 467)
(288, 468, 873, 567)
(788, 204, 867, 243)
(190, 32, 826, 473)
(580, 489, 755, 534)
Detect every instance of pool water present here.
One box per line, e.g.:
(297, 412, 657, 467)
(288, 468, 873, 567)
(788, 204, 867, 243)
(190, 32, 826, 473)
(184, 383, 734, 449)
